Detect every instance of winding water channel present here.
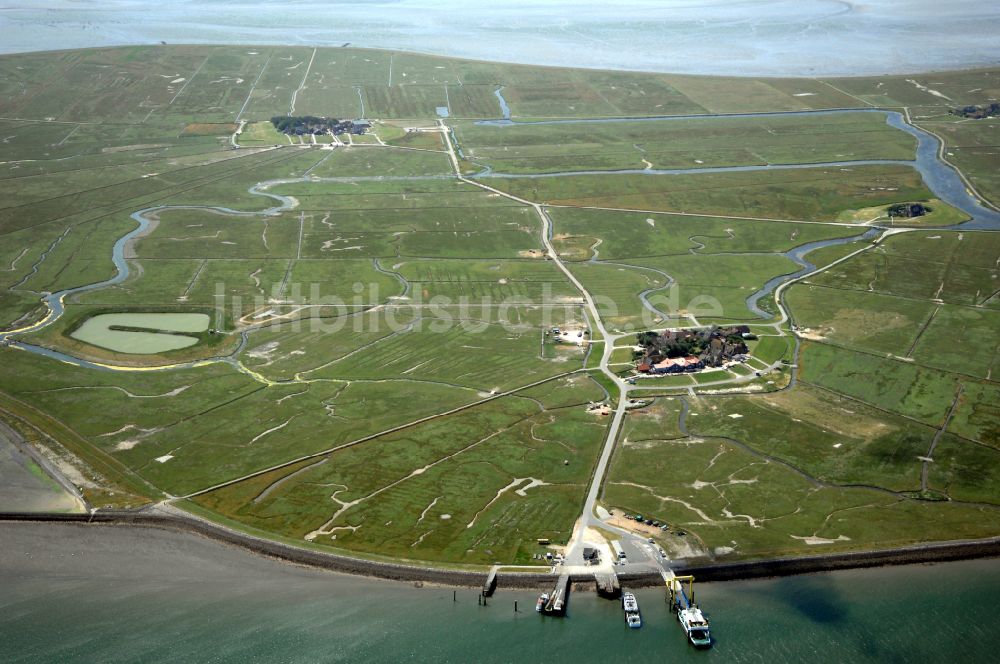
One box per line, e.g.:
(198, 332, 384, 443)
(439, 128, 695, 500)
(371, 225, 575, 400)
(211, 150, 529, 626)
(475, 104, 1000, 231)
(0, 183, 297, 370)
(472, 101, 1000, 318)
(2, 107, 997, 368)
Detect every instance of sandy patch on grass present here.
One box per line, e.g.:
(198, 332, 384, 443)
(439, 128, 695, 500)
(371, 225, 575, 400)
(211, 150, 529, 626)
(790, 534, 851, 545)
(906, 79, 951, 100)
(515, 478, 549, 497)
(32, 441, 99, 490)
(698, 385, 766, 394)
(102, 144, 171, 153)
(797, 327, 828, 341)
(112, 425, 163, 451)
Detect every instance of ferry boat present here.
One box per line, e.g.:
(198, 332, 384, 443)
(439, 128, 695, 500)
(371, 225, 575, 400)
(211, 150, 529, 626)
(668, 575, 712, 647)
(622, 591, 641, 629)
(535, 593, 549, 612)
(677, 605, 711, 647)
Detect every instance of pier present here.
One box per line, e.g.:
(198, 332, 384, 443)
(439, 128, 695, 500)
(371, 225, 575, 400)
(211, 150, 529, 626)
(482, 565, 498, 597)
(666, 573, 696, 610)
(594, 571, 621, 598)
(543, 574, 570, 615)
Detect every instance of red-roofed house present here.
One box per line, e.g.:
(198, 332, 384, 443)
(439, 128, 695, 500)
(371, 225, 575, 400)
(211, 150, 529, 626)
(649, 356, 703, 374)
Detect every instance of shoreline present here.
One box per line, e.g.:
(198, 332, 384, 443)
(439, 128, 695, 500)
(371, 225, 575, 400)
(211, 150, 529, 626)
(2, 511, 997, 590)
(0, 42, 998, 81)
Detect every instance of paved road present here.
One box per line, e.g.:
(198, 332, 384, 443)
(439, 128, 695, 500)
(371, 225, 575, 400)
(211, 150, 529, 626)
(439, 119, 924, 576)
(439, 120, 656, 566)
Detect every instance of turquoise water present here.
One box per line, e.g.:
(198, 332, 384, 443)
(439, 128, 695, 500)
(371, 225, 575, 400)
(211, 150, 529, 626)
(1, 523, 999, 662)
(70, 313, 209, 354)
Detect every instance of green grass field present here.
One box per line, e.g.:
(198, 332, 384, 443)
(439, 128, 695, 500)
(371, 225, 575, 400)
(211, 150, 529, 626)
(1, 44, 998, 567)
(454, 112, 915, 174)
(492, 165, 937, 222)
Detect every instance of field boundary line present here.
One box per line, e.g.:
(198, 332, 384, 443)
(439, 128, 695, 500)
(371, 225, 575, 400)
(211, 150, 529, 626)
(288, 48, 317, 116)
(236, 53, 273, 122)
(178, 369, 585, 500)
(168, 55, 210, 106)
(546, 203, 859, 227)
(813, 78, 876, 108)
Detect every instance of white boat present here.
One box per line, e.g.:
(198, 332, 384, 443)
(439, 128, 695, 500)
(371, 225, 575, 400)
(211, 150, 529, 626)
(668, 576, 712, 647)
(677, 605, 711, 647)
(535, 593, 548, 612)
(552, 594, 564, 613)
(622, 591, 641, 628)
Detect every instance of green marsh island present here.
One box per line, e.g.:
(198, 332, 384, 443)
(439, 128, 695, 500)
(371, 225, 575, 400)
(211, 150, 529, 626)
(1, 44, 999, 576)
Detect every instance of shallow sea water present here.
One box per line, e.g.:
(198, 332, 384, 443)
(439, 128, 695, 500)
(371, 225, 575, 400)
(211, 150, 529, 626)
(1, 1, 998, 76)
(1, 523, 999, 663)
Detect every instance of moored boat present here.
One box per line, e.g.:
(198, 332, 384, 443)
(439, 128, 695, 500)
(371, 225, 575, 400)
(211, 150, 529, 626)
(678, 605, 711, 647)
(668, 575, 712, 647)
(535, 593, 548, 612)
(622, 591, 641, 628)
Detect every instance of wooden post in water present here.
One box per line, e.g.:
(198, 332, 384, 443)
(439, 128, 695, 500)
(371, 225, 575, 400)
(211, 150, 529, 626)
(453, 590, 456, 602)
(514, 601, 518, 613)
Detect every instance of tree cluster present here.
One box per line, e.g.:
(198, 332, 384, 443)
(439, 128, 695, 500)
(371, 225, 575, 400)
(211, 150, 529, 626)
(951, 103, 1000, 119)
(635, 325, 750, 367)
(887, 202, 931, 218)
(270, 116, 361, 135)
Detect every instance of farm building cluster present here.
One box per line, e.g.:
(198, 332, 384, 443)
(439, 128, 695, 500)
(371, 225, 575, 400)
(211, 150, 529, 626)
(270, 115, 370, 136)
(634, 326, 753, 375)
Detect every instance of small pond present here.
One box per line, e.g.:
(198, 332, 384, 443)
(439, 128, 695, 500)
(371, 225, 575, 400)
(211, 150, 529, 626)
(70, 313, 210, 354)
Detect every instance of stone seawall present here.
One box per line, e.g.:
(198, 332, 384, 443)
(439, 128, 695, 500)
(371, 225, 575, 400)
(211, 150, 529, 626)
(2, 512, 998, 589)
